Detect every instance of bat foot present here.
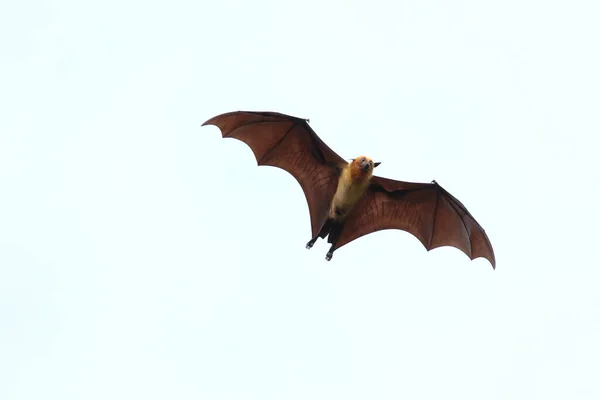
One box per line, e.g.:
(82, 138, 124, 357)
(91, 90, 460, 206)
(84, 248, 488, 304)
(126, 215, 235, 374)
(325, 251, 333, 261)
(306, 238, 316, 249)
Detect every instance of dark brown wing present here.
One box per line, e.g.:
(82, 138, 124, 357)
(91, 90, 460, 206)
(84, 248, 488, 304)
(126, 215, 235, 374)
(336, 176, 496, 268)
(202, 111, 346, 237)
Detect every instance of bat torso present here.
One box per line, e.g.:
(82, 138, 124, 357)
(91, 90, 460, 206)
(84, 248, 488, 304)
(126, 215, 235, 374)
(329, 159, 373, 221)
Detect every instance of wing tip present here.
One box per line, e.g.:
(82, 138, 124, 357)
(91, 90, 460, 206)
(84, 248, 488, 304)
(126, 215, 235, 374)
(201, 110, 245, 127)
(202, 111, 310, 126)
(465, 243, 496, 269)
(472, 254, 496, 270)
(426, 242, 496, 269)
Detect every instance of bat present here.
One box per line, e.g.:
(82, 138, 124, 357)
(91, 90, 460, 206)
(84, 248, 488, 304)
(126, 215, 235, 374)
(202, 111, 496, 268)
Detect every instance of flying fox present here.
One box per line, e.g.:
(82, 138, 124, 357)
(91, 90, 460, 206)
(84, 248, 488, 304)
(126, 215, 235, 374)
(202, 111, 495, 268)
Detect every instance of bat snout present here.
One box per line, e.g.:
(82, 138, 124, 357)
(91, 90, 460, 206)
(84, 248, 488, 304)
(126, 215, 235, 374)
(361, 164, 370, 172)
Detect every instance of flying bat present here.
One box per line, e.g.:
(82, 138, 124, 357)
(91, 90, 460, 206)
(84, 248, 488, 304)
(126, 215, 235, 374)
(202, 111, 496, 268)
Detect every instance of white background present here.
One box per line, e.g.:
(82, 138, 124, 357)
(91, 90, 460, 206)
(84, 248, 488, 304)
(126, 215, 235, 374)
(1, 0, 599, 398)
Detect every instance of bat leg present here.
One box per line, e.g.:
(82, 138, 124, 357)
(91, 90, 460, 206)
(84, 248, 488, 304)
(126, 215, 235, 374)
(325, 221, 344, 261)
(325, 246, 335, 261)
(305, 237, 317, 249)
(306, 219, 334, 250)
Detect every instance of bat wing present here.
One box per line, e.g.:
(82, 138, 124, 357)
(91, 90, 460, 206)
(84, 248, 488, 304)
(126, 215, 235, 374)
(336, 176, 496, 268)
(202, 111, 346, 237)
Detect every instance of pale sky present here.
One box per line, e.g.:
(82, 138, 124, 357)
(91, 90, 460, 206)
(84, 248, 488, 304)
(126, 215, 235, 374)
(1, 0, 599, 399)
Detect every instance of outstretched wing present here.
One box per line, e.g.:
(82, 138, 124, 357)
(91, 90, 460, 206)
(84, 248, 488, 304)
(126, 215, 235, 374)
(335, 176, 496, 268)
(202, 111, 346, 237)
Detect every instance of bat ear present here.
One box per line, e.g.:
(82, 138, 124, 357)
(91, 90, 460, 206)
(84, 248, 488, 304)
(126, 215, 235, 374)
(373, 162, 381, 168)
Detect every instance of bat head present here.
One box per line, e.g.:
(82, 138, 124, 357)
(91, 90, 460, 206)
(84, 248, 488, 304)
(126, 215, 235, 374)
(351, 156, 381, 176)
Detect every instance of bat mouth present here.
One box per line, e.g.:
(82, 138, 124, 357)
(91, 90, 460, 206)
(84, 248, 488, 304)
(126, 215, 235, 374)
(361, 164, 370, 172)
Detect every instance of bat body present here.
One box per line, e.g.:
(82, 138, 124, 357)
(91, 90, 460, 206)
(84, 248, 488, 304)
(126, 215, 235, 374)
(202, 111, 496, 268)
(329, 157, 376, 221)
(309, 156, 379, 260)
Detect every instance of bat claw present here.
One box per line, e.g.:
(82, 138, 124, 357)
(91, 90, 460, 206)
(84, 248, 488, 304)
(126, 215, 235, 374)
(306, 242, 313, 249)
(325, 252, 333, 261)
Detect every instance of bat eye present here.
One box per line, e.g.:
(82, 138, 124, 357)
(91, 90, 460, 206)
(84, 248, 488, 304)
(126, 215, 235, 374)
(361, 157, 366, 162)
(369, 160, 373, 165)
